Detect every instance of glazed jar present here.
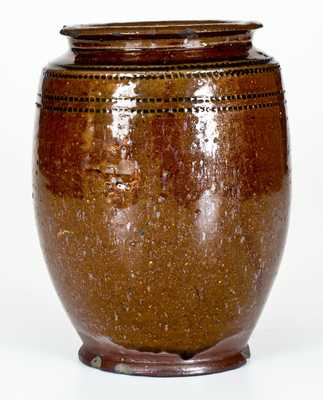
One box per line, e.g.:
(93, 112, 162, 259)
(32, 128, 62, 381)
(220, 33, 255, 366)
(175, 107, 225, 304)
(33, 21, 290, 376)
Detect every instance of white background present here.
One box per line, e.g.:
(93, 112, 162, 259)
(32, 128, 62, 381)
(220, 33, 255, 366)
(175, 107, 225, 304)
(0, 1, 322, 398)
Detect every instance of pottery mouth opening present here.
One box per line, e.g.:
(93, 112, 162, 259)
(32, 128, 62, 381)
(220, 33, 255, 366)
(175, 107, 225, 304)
(60, 20, 262, 65)
(61, 20, 262, 40)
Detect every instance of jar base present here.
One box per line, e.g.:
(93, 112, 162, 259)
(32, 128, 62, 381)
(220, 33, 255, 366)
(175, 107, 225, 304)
(78, 344, 250, 377)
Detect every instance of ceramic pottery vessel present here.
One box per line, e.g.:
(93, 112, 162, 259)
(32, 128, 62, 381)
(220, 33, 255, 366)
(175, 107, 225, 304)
(33, 21, 290, 376)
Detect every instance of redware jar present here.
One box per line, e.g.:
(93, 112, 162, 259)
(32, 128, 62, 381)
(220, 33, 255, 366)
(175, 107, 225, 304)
(33, 20, 290, 376)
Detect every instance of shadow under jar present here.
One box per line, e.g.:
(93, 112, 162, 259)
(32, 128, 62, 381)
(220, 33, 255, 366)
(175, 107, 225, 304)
(33, 20, 290, 376)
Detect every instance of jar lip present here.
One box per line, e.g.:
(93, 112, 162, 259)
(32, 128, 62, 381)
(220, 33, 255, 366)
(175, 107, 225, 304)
(60, 20, 262, 39)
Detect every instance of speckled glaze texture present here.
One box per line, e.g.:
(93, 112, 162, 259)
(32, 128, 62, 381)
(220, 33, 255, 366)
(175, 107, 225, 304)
(33, 21, 290, 376)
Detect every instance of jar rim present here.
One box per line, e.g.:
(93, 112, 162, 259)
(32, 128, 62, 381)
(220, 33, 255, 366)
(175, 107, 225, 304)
(60, 20, 262, 39)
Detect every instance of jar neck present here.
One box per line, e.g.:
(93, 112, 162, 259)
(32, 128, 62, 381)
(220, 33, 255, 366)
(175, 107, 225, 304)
(61, 21, 261, 65)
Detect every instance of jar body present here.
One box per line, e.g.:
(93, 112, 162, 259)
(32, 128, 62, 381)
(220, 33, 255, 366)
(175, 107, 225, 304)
(33, 21, 290, 376)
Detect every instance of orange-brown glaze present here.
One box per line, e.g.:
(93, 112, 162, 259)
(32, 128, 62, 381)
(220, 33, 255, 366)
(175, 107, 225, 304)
(33, 20, 290, 376)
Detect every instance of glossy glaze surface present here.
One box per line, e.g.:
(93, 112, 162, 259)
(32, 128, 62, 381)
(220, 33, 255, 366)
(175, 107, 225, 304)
(33, 21, 290, 376)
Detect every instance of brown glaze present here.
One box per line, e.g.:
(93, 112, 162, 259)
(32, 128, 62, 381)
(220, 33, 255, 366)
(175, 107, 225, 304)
(33, 20, 290, 376)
